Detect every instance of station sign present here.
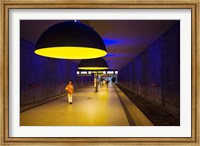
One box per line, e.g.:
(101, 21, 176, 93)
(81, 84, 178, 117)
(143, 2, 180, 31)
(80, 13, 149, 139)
(76, 70, 118, 76)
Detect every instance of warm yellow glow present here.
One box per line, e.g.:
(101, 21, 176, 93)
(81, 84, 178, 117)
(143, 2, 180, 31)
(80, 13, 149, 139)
(78, 67, 108, 70)
(35, 47, 107, 59)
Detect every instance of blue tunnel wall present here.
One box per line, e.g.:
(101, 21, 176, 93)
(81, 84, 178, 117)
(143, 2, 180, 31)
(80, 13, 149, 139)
(20, 39, 93, 107)
(118, 22, 180, 116)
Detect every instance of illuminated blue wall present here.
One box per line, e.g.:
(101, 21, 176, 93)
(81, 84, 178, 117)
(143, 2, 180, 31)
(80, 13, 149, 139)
(20, 39, 93, 107)
(118, 22, 180, 115)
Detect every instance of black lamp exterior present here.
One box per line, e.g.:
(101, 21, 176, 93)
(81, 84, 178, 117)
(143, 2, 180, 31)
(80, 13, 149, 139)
(35, 21, 106, 51)
(78, 58, 108, 69)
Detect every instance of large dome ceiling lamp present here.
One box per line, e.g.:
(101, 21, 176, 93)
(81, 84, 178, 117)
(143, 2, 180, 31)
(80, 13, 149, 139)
(35, 21, 107, 59)
(78, 58, 108, 70)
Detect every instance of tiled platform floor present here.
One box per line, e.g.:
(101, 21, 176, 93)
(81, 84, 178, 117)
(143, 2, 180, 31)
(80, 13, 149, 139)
(20, 84, 130, 126)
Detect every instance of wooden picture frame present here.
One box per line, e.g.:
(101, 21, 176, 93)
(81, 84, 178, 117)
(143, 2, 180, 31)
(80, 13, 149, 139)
(0, 0, 199, 145)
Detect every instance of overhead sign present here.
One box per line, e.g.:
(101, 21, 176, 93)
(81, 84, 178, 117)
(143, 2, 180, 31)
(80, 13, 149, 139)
(76, 70, 118, 75)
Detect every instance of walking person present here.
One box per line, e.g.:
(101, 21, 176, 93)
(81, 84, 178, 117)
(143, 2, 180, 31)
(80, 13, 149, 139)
(65, 81, 74, 104)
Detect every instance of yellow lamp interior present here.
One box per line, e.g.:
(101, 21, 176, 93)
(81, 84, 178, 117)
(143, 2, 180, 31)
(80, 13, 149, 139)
(78, 67, 108, 70)
(35, 47, 107, 59)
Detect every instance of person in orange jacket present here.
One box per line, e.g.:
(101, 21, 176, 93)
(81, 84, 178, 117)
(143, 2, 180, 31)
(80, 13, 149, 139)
(65, 81, 74, 104)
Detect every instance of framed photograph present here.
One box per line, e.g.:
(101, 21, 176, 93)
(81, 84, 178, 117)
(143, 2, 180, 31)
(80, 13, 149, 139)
(1, 0, 199, 145)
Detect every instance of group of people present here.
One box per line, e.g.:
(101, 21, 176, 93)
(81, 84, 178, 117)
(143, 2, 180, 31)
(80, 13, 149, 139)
(65, 80, 109, 104)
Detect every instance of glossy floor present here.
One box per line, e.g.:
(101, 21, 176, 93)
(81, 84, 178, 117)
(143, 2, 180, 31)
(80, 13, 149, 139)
(20, 84, 130, 126)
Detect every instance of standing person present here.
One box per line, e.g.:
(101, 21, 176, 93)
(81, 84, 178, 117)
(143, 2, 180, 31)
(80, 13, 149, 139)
(65, 81, 74, 104)
(106, 80, 109, 87)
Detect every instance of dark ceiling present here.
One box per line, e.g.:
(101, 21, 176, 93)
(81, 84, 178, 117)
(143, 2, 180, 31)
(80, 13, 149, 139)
(20, 20, 178, 70)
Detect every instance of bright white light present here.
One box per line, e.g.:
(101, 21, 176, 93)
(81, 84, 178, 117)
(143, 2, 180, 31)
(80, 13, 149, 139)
(81, 71, 87, 74)
(115, 71, 118, 74)
(88, 71, 91, 74)
(76, 71, 80, 74)
(103, 71, 106, 74)
(107, 71, 114, 74)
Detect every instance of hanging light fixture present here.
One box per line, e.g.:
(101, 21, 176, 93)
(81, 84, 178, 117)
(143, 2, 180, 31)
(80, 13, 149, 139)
(35, 21, 107, 59)
(78, 58, 108, 70)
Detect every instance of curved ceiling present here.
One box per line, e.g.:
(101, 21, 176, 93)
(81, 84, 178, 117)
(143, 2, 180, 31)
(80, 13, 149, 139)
(20, 20, 178, 70)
